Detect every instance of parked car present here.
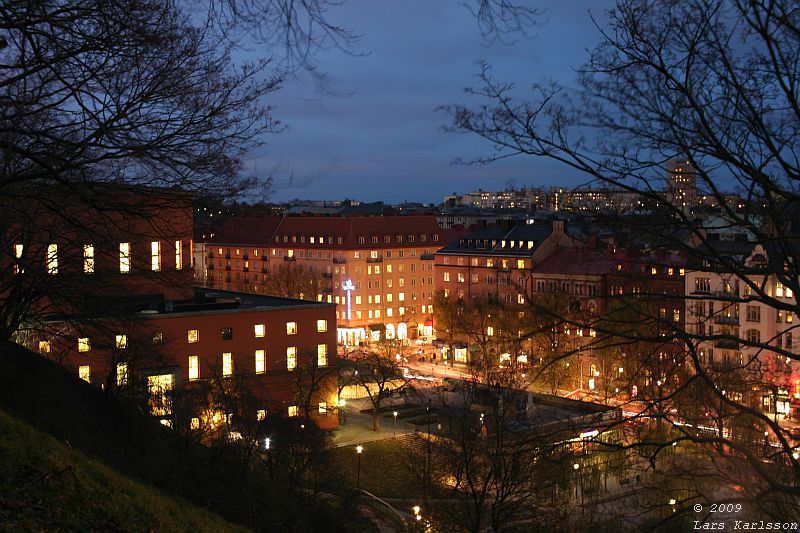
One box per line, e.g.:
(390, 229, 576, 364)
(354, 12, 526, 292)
(415, 337, 428, 345)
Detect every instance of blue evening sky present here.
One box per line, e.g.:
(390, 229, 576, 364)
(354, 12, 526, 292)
(247, 0, 614, 204)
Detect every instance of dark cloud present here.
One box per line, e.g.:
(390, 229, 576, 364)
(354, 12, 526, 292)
(247, 0, 612, 203)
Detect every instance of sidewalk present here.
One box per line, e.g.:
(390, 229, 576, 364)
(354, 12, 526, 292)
(330, 397, 418, 447)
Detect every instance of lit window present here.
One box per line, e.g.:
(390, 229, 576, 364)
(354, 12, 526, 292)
(119, 243, 131, 273)
(78, 337, 91, 352)
(115, 334, 127, 349)
(151, 241, 161, 271)
(13, 244, 23, 274)
(317, 344, 328, 367)
(257, 409, 266, 421)
(222, 352, 233, 376)
(38, 341, 51, 354)
(517, 294, 525, 304)
(147, 374, 175, 416)
(286, 322, 297, 335)
(288, 405, 298, 417)
(188, 356, 199, 380)
(116, 362, 128, 386)
(79, 365, 91, 383)
(191, 417, 200, 430)
(83, 244, 94, 273)
(287, 347, 297, 370)
(152, 332, 164, 345)
(443, 272, 450, 282)
(255, 349, 266, 373)
(317, 319, 327, 332)
(651, 267, 657, 275)
(254, 324, 265, 338)
(777, 282, 785, 298)
(187, 329, 199, 343)
(175, 240, 183, 270)
(487, 326, 494, 336)
(318, 402, 327, 414)
(46, 243, 58, 274)
(517, 259, 525, 269)
(673, 309, 680, 323)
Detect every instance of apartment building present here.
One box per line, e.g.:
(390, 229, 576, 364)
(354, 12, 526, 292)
(199, 215, 447, 344)
(685, 239, 800, 418)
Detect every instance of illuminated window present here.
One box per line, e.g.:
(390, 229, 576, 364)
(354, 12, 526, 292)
(147, 373, 175, 416)
(116, 362, 128, 386)
(487, 326, 494, 336)
(83, 244, 95, 273)
(187, 329, 199, 343)
(150, 241, 161, 271)
(152, 332, 163, 345)
(318, 402, 328, 414)
(517, 259, 525, 269)
(256, 410, 266, 421)
(777, 282, 785, 298)
(46, 244, 58, 274)
(443, 272, 450, 282)
(287, 347, 297, 370)
(255, 349, 266, 373)
(317, 319, 327, 332)
(188, 356, 199, 380)
(317, 344, 328, 366)
(79, 365, 91, 383)
(286, 322, 297, 335)
(119, 243, 131, 273)
(78, 337, 91, 352)
(222, 352, 233, 376)
(517, 294, 525, 304)
(38, 341, 51, 354)
(191, 417, 200, 429)
(175, 240, 183, 270)
(673, 309, 680, 323)
(13, 244, 23, 274)
(288, 405, 298, 417)
(254, 323, 265, 338)
(115, 334, 127, 349)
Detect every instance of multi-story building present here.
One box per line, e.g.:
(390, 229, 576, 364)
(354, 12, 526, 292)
(435, 219, 584, 304)
(199, 215, 447, 345)
(666, 159, 699, 209)
(685, 237, 799, 419)
(30, 289, 339, 429)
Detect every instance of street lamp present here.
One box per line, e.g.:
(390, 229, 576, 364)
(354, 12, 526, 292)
(356, 445, 363, 490)
(393, 410, 398, 426)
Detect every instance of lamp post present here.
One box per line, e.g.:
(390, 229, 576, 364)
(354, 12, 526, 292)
(393, 410, 398, 426)
(356, 444, 363, 490)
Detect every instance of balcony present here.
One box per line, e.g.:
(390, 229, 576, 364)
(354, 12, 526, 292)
(322, 272, 333, 278)
(714, 338, 740, 349)
(225, 265, 231, 271)
(713, 290, 738, 300)
(224, 253, 231, 259)
(243, 254, 249, 260)
(333, 257, 346, 264)
(714, 315, 739, 325)
(284, 255, 296, 261)
(367, 256, 383, 263)
(261, 267, 268, 273)
(421, 253, 435, 260)
(243, 267, 249, 273)
(261, 255, 268, 262)
(225, 276, 232, 283)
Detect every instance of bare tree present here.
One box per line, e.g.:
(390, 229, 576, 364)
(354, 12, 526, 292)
(342, 348, 407, 432)
(445, 0, 800, 520)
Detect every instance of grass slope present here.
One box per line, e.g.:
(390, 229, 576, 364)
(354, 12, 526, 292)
(0, 408, 247, 533)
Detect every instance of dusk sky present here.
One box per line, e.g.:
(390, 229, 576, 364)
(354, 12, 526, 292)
(248, 0, 614, 204)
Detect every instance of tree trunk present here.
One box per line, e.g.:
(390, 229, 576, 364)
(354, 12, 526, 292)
(372, 408, 381, 432)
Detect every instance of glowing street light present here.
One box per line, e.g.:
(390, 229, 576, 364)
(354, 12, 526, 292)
(356, 444, 364, 490)
(393, 410, 398, 426)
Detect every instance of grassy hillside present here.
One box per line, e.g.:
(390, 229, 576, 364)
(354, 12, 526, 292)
(0, 408, 247, 532)
(0, 342, 373, 532)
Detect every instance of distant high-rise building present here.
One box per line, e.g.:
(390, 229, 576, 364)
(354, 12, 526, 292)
(666, 159, 698, 209)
